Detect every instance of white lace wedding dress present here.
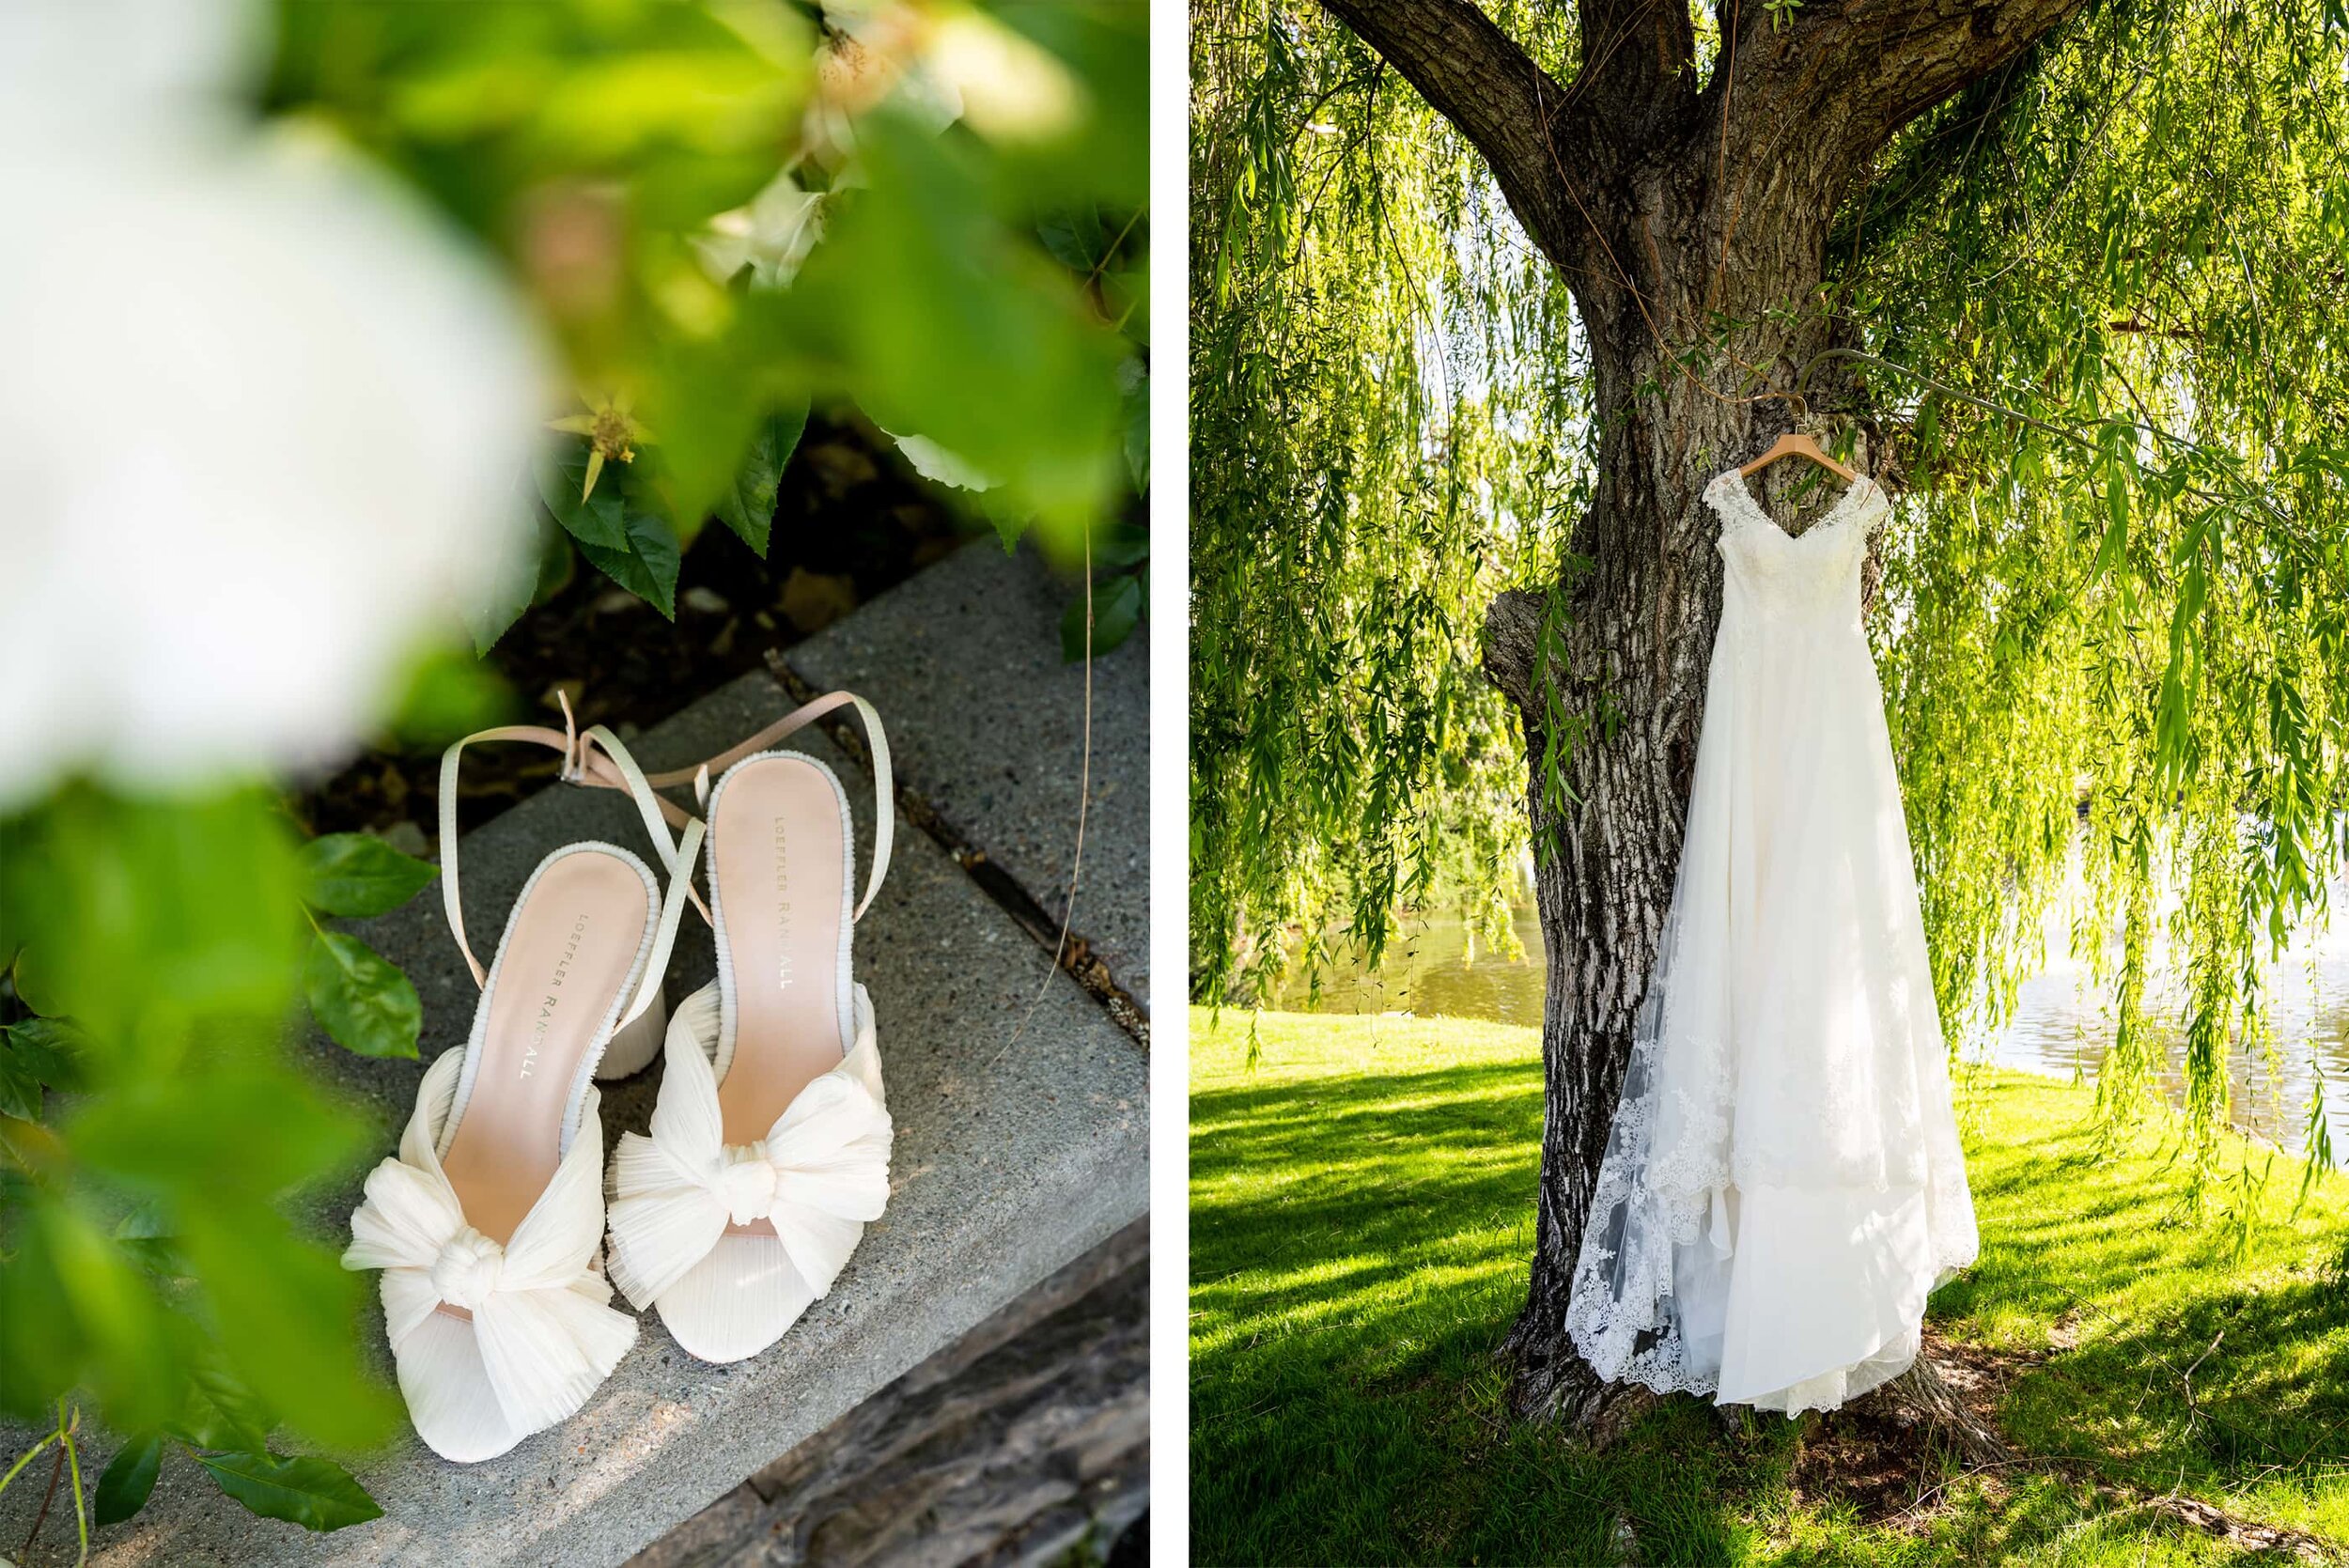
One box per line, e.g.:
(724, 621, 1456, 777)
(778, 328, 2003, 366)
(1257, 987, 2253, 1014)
(1562, 467, 1979, 1417)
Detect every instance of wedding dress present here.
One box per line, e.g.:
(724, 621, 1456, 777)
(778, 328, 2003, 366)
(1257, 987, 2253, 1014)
(1562, 467, 1978, 1417)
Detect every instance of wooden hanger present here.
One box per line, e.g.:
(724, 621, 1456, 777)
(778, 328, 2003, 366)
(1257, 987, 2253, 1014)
(1737, 429, 1861, 484)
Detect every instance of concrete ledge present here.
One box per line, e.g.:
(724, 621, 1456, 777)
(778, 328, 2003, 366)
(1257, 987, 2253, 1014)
(784, 540, 1149, 1011)
(9, 651, 1146, 1566)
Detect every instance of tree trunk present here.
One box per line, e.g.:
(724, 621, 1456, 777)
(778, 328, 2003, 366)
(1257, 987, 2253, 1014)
(1319, 0, 2094, 1432)
(1482, 172, 1874, 1423)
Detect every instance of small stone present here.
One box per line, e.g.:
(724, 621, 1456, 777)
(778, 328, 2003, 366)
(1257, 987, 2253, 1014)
(781, 568, 857, 633)
(708, 616, 739, 659)
(593, 588, 642, 615)
(805, 442, 878, 493)
(682, 585, 730, 615)
(375, 820, 431, 861)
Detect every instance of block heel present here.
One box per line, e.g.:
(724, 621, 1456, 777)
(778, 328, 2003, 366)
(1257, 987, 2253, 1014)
(342, 703, 706, 1464)
(605, 691, 896, 1365)
(598, 982, 668, 1079)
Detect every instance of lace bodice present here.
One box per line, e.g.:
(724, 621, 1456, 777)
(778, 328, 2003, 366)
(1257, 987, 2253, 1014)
(1703, 469, 1886, 623)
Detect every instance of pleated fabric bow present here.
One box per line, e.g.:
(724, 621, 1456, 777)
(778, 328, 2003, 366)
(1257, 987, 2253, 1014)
(604, 982, 892, 1354)
(343, 1049, 637, 1463)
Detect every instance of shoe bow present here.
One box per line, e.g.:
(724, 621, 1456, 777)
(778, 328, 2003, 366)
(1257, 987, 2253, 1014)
(344, 1049, 636, 1439)
(604, 982, 892, 1313)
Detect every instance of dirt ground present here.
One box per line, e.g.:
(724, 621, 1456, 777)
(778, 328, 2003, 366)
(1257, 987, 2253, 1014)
(297, 415, 972, 846)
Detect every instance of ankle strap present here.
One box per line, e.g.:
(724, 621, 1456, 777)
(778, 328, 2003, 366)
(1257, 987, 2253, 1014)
(437, 694, 708, 1026)
(639, 691, 894, 924)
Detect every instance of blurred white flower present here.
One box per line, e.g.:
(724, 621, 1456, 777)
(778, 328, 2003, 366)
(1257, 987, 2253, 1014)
(923, 10, 1081, 144)
(0, 0, 547, 807)
(887, 431, 998, 492)
(693, 171, 829, 289)
(807, 1, 965, 163)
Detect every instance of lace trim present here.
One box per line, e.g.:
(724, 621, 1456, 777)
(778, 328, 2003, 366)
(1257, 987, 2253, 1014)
(1563, 920, 1978, 1406)
(1702, 467, 1882, 540)
(1649, 1047, 1731, 1242)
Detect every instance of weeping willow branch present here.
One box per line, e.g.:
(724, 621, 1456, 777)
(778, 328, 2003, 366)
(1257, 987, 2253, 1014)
(1194, 0, 2349, 1217)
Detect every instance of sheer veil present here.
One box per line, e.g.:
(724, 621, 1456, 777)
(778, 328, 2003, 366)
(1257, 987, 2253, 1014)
(1561, 621, 1739, 1396)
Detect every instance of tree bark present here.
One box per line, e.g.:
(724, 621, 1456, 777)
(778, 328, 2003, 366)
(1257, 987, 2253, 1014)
(1323, 0, 2096, 1429)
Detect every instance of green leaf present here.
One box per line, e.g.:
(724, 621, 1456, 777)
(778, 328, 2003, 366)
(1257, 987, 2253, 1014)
(463, 478, 573, 656)
(0, 1045, 40, 1120)
(635, 321, 788, 537)
(385, 644, 516, 746)
(578, 503, 684, 619)
(8, 948, 65, 1016)
(303, 933, 422, 1060)
(1122, 371, 1149, 494)
(172, 1362, 273, 1454)
(38, 1203, 177, 1431)
(1061, 572, 1142, 662)
(711, 400, 811, 555)
(0, 1203, 77, 1419)
(179, 1205, 397, 1451)
(114, 1232, 188, 1279)
(68, 1064, 370, 1202)
(0, 785, 304, 1049)
(1036, 206, 1109, 272)
(6, 1017, 89, 1089)
(298, 835, 438, 920)
(94, 1433, 163, 1526)
(1091, 520, 1150, 571)
(790, 113, 1126, 541)
(540, 443, 682, 617)
(194, 1452, 382, 1533)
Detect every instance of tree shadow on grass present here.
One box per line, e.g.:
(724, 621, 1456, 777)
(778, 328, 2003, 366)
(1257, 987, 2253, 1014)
(1192, 1056, 2349, 1563)
(1938, 1081, 2349, 1533)
(1191, 1059, 1760, 1564)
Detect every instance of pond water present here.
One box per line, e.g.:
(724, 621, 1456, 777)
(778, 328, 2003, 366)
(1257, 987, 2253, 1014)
(1268, 877, 2349, 1157)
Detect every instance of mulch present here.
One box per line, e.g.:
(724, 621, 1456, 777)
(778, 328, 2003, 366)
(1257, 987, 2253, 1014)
(1787, 1333, 2335, 1560)
(1787, 1332, 2036, 1528)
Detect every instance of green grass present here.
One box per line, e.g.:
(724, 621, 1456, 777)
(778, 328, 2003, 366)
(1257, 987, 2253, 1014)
(1190, 1008, 2349, 1566)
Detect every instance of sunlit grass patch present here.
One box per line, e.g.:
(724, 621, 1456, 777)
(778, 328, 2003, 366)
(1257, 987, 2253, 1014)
(1190, 1008, 2349, 1565)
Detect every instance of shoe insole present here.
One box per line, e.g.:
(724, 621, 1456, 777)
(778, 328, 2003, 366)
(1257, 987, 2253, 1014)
(710, 755, 851, 1164)
(441, 849, 652, 1248)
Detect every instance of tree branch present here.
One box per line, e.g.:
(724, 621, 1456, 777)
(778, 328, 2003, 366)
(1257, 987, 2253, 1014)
(1740, 0, 2095, 174)
(1317, 0, 1598, 273)
(1577, 0, 1700, 143)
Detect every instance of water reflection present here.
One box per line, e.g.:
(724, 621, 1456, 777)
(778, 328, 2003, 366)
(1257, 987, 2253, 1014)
(1269, 888, 2349, 1156)
(1269, 904, 1549, 1029)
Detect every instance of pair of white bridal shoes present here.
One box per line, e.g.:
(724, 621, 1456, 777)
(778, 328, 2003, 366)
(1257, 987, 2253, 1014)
(342, 693, 896, 1463)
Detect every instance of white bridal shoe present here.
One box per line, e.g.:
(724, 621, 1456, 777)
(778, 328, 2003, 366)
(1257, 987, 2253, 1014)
(604, 691, 895, 1364)
(343, 702, 707, 1463)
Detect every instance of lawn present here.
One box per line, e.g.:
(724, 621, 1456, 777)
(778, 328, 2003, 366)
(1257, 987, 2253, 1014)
(1190, 1008, 2349, 1565)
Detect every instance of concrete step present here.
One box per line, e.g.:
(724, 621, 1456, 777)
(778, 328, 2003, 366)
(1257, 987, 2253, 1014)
(6, 543, 1148, 1567)
(783, 540, 1148, 1015)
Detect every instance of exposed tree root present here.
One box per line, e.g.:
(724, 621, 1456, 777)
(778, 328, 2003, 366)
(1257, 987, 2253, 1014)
(1515, 1327, 2341, 1558)
(1852, 1331, 2015, 1467)
(2139, 1496, 2337, 1562)
(1503, 1338, 1656, 1447)
(1792, 1332, 2341, 1560)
